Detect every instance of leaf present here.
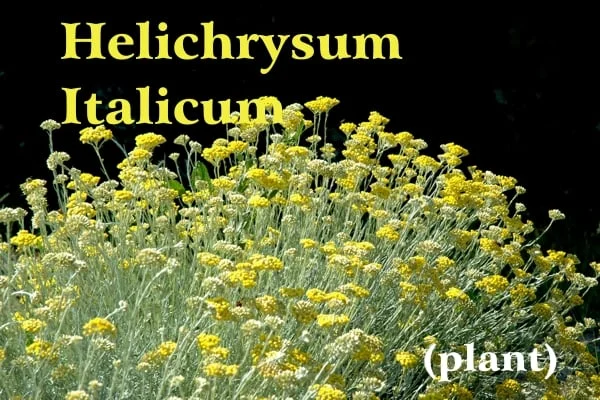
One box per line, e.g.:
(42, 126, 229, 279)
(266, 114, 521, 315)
(294, 121, 304, 140)
(286, 121, 304, 145)
(192, 161, 213, 189)
(235, 158, 256, 193)
(237, 177, 249, 194)
(466, 288, 481, 303)
(168, 179, 186, 195)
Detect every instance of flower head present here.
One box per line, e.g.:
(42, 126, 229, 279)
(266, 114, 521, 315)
(83, 317, 117, 336)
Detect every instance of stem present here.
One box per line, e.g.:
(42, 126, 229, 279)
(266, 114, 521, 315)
(93, 145, 111, 181)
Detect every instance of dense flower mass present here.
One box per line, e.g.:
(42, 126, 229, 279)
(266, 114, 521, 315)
(0, 100, 599, 399)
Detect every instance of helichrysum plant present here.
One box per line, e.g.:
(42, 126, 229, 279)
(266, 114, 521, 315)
(1, 97, 599, 399)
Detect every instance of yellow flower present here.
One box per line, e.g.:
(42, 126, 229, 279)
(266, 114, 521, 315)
(435, 256, 455, 272)
(279, 287, 305, 298)
(281, 109, 304, 130)
(114, 190, 134, 201)
(249, 254, 284, 271)
(496, 378, 521, 399)
(26, 338, 58, 361)
(339, 122, 357, 136)
(590, 261, 600, 274)
(413, 155, 441, 172)
(446, 287, 469, 302)
(423, 335, 437, 346)
(135, 132, 166, 151)
(206, 297, 233, 321)
(395, 351, 419, 368)
(139, 341, 177, 367)
(368, 111, 390, 126)
(475, 275, 509, 295)
(540, 391, 565, 400)
(292, 301, 318, 324)
(286, 146, 310, 158)
(479, 238, 502, 255)
(204, 362, 239, 377)
(532, 303, 554, 320)
(18, 318, 46, 334)
(304, 96, 340, 113)
(255, 295, 280, 315)
(300, 238, 318, 249)
(79, 125, 112, 145)
(510, 283, 536, 306)
(202, 145, 232, 165)
(306, 288, 327, 303)
(317, 313, 350, 328)
(225, 269, 257, 288)
(65, 390, 90, 400)
(395, 131, 414, 145)
(568, 294, 584, 306)
(157, 341, 177, 357)
(496, 175, 517, 190)
(248, 195, 270, 208)
(66, 173, 101, 189)
(315, 384, 347, 400)
(212, 177, 236, 191)
(197, 333, 220, 351)
(290, 193, 310, 207)
(352, 332, 384, 363)
(227, 140, 248, 153)
(198, 252, 222, 266)
(440, 142, 469, 157)
(339, 283, 370, 298)
(376, 225, 400, 241)
(128, 148, 152, 161)
(325, 291, 350, 306)
(83, 317, 117, 336)
(10, 230, 42, 248)
(258, 95, 280, 111)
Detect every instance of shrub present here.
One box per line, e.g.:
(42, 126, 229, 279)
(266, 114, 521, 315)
(0, 98, 599, 399)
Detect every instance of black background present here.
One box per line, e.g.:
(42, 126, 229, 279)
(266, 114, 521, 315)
(1, 8, 600, 309)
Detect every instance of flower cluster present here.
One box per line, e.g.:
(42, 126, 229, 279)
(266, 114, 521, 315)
(0, 100, 598, 399)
